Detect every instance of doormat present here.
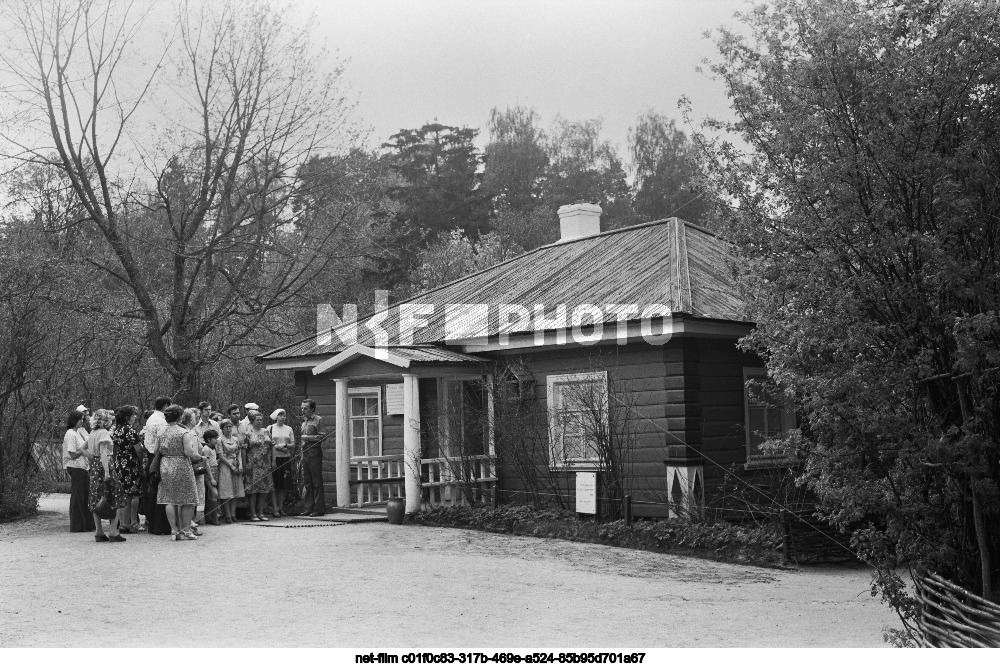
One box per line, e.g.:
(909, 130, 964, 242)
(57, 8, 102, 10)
(245, 522, 347, 528)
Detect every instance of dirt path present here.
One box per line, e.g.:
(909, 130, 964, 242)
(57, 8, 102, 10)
(0, 494, 898, 647)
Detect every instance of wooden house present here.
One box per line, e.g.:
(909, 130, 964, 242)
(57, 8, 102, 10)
(258, 204, 794, 517)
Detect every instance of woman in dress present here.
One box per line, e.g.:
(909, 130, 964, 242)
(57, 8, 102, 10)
(216, 420, 244, 522)
(112, 405, 144, 533)
(62, 409, 95, 533)
(157, 404, 204, 541)
(87, 409, 127, 543)
(268, 409, 294, 517)
(244, 411, 273, 521)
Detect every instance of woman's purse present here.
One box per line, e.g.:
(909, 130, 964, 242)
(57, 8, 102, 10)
(94, 481, 116, 520)
(147, 450, 162, 483)
(192, 460, 207, 476)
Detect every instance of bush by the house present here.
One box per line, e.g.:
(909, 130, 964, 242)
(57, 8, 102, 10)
(413, 505, 784, 567)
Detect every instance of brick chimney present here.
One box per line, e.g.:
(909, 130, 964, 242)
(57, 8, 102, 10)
(557, 203, 602, 242)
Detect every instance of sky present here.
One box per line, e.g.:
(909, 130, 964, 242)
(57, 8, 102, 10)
(306, 0, 748, 153)
(0, 0, 749, 178)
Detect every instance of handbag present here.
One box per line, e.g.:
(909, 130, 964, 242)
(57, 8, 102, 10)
(147, 450, 162, 482)
(95, 483, 116, 520)
(192, 460, 207, 476)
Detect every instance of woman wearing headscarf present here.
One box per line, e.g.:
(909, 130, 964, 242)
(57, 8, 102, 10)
(88, 409, 127, 542)
(62, 409, 95, 533)
(243, 411, 273, 521)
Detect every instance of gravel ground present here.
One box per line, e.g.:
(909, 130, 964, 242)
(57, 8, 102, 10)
(0, 494, 899, 647)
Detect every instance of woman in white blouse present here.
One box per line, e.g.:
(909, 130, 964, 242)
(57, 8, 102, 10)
(268, 409, 294, 517)
(62, 410, 95, 533)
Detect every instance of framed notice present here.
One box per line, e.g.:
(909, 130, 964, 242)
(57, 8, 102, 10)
(576, 472, 597, 515)
(385, 383, 405, 415)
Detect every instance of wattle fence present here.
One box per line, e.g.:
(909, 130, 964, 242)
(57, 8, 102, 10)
(915, 572, 1000, 647)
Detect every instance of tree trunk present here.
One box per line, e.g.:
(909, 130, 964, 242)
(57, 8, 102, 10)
(971, 486, 994, 601)
(172, 364, 200, 407)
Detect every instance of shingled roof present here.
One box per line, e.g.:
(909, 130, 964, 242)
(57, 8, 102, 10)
(259, 217, 745, 362)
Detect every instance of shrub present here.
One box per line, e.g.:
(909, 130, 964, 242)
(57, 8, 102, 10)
(0, 469, 41, 523)
(413, 505, 783, 567)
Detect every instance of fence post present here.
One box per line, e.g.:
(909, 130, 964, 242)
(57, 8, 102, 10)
(624, 494, 632, 526)
(780, 509, 791, 565)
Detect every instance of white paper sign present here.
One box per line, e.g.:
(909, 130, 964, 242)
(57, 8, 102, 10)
(385, 383, 405, 415)
(576, 472, 597, 514)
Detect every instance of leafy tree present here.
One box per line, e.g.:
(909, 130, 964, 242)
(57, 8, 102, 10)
(629, 111, 710, 225)
(490, 205, 559, 255)
(292, 150, 400, 321)
(381, 122, 490, 239)
(407, 229, 512, 294)
(484, 106, 549, 212)
(542, 116, 636, 229)
(705, 0, 1000, 627)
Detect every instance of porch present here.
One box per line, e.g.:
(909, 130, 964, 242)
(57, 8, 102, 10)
(311, 344, 498, 512)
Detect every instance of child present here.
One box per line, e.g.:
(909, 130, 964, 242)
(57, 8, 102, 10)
(201, 429, 221, 525)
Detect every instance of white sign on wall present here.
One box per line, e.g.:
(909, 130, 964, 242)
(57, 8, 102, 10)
(576, 472, 597, 515)
(385, 383, 405, 415)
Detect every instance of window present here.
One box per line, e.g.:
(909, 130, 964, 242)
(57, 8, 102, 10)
(349, 387, 382, 458)
(743, 368, 795, 461)
(546, 371, 608, 468)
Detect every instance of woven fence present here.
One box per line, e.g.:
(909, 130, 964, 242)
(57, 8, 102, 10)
(780, 509, 855, 564)
(915, 572, 1000, 647)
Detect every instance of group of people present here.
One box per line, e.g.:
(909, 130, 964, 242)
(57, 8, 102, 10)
(61, 397, 328, 542)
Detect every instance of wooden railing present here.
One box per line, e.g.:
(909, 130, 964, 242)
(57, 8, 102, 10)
(348, 455, 404, 507)
(420, 455, 496, 508)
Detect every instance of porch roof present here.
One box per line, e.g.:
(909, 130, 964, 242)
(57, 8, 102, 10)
(312, 344, 489, 376)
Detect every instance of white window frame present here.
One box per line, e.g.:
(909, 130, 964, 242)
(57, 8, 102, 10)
(348, 386, 382, 459)
(546, 371, 608, 470)
(742, 368, 796, 465)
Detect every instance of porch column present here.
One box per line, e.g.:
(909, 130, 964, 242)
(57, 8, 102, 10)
(403, 372, 422, 514)
(335, 379, 350, 508)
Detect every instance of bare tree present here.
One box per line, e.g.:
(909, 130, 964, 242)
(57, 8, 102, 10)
(1, 0, 362, 402)
(556, 369, 638, 520)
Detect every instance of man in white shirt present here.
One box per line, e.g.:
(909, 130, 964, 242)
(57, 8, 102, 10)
(142, 396, 172, 534)
(144, 397, 170, 454)
(194, 401, 219, 524)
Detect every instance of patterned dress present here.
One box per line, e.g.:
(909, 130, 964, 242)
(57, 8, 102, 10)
(157, 424, 198, 505)
(112, 424, 144, 497)
(217, 434, 244, 500)
(88, 429, 126, 511)
(244, 429, 274, 494)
